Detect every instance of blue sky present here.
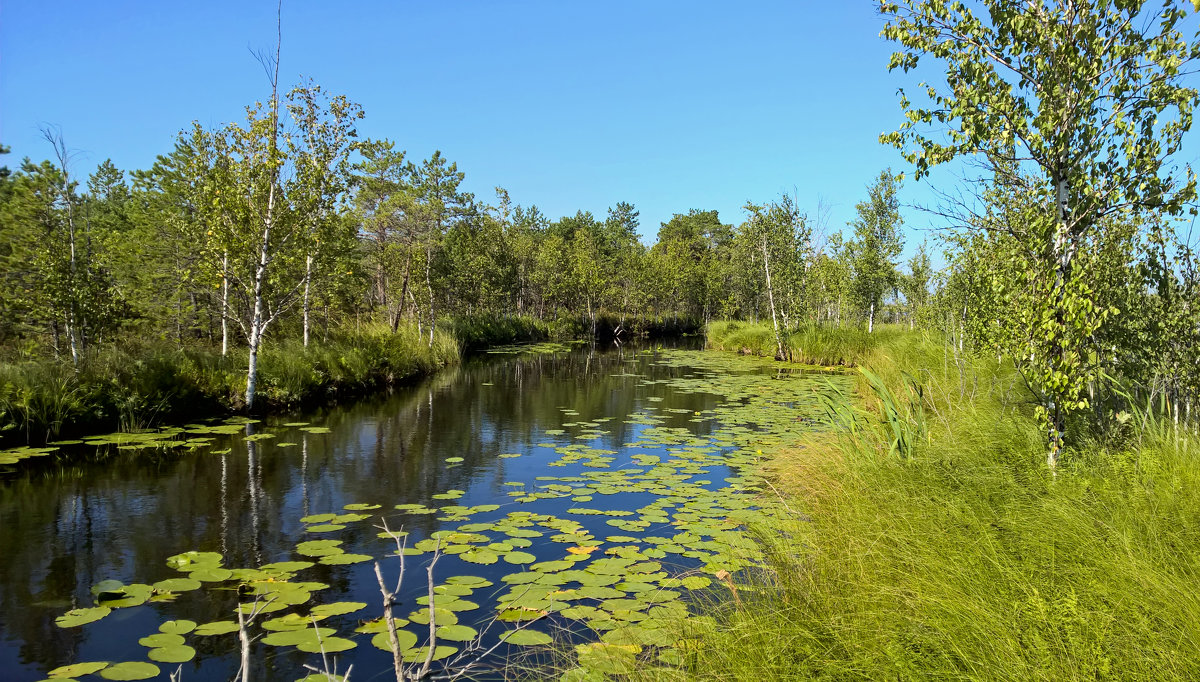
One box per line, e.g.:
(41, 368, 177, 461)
(3, 1, 960, 252)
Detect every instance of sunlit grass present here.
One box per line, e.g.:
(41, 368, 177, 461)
(678, 325, 1200, 680)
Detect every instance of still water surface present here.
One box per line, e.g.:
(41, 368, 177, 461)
(0, 342, 841, 680)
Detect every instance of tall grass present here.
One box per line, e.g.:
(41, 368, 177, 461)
(707, 320, 891, 366)
(674, 328, 1200, 680)
(0, 323, 459, 445)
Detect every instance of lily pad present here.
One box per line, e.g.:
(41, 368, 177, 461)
(193, 620, 240, 636)
(99, 662, 160, 681)
(436, 624, 479, 641)
(159, 620, 197, 635)
(47, 662, 109, 678)
(148, 644, 196, 663)
(370, 629, 418, 652)
(55, 606, 111, 628)
(500, 629, 553, 646)
(309, 601, 367, 618)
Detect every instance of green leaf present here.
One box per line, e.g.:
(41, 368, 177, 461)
(500, 629, 553, 646)
(55, 607, 111, 628)
(47, 662, 109, 678)
(99, 662, 160, 681)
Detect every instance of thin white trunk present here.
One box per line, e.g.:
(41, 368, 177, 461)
(246, 7, 280, 411)
(868, 301, 875, 333)
(761, 238, 784, 360)
(302, 253, 313, 347)
(221, 251, 230, 356)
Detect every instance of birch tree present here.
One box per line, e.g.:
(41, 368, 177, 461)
(880, 0, 1200, 466)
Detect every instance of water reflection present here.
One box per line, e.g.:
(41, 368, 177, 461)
(0, 340, 750, 681)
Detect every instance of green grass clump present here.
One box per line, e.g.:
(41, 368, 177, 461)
(0, 323, 459, 445)
(447, 314, 550, 352)
(706, 320, 889, 366)
(672, 328, 1200, 680)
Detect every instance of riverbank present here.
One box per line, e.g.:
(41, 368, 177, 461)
(706, 319, 885, 366)
(0, 324, 461, 447)
(674, 325, 1200, 679)
(0, 314, 703, 448)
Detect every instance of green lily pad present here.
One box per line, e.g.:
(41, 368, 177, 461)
(159, 620, 197, 635)
(461, 549, 499, 565)
(370, 629, 419, 652)
(99, 662, 160, 681)
(55, 606, 111, 628)
(504, 551, 537, 565)
(296, 540, 343, 557)
(319, 553, 372, 566)
(299, 636, 356, 654)
(152, 577, 202, 593)
(262, 627, 336, 647)
(138, 633, 184, 648)
(500, 629, 553, 646)
(400, 645, 457, 663)
(193, 620, 240, 636)
(310, 602, 367, 618)
(47, 662, 109, 678)
(148, 644, 196, 663)
(436, 624, 479, 641)
(305, 524, 346, 533)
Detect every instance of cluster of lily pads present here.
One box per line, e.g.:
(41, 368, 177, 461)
(0, 419, 333, 468)
(44, 349, 849, 680)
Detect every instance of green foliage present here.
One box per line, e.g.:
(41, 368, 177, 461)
(847, 170, 904, 332)
(674, 329, 1200, 680)
(880, 0, 1200, 462)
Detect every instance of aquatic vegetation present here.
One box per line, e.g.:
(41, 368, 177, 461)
(38, 348, 848, 679)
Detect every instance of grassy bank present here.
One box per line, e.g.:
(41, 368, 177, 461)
(706, 320, 888, 366)
(0, 323, 459, 446)
(0, 313, 704, 447)
(673, 326, 1200, 680)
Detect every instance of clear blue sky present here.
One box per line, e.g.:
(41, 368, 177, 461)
(3, 1, 955, 251)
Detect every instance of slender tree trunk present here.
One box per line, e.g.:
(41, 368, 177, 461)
(392, 255, 411, 333)
(302, 254, 313, 347)
(1047, 175, 1073, 470)
(246, 4, 281, 411)
(221, 251, 230, 356)
(425, 247, 436, 348)
(761, 239, 784, 360)
(868, 301, 875, 333)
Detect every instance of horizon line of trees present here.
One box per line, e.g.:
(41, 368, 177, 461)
(0, 92, 934, 408)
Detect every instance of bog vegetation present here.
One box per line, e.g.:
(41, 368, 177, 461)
(4, 0, 1200, 679)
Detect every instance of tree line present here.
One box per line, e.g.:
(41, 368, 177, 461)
(0, 94, 927, 408)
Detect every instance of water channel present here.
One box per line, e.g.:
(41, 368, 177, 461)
(0, 341, 847, 681)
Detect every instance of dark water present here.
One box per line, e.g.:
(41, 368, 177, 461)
(0, 340, 827, 681)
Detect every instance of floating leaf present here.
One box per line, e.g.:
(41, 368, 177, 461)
(319, 553, 372, 565)
(159, 620, 197, 635)
(99, 662, 160, 681)
(504, 551, 536, 565)
(193, 621, 240, 636)
(138, 633, 184, 648)
(310, 602, 367, 618)
(262, 627, 336, 647)
(370, 629, 418, 652)
(299, 636, 355, 654)
(400, 645, 457, 662)
(47, 662, 109, 678)
(305, 524, 346, 533)
(148, 645, 195, 663)
(500, 629, 553, 646)
(151, 577, 202, 593)
(55, 606, 111, 628)
(436, 624, 478, 641)
(460, 549, 499, 565)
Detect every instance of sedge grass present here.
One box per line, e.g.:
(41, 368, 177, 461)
(665, 326, 1200, 681)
